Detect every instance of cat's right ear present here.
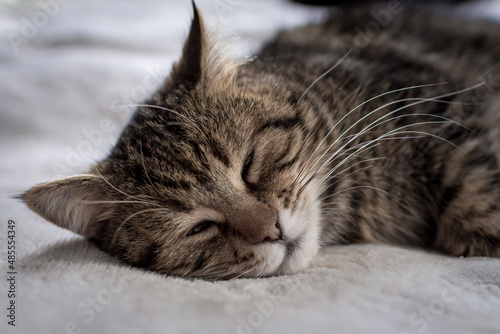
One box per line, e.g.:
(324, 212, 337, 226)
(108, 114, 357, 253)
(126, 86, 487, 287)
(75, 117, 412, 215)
(22, 174, 116, 238)
(164, 1, 205, 91)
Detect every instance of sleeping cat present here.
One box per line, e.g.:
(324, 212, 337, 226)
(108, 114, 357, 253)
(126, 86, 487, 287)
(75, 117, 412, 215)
(23, 2, 500, 279)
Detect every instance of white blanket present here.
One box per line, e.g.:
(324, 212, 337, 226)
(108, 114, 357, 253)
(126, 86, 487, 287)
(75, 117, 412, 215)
(1, 0, 500, 333)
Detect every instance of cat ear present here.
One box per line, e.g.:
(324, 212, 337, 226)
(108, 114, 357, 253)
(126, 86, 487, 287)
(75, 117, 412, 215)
(163, 1, 243, 92)
(166, 1, 206, 90)
(22, 174, 115, 238)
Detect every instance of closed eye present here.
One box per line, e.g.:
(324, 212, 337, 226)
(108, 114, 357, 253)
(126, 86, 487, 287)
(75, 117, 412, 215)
(187, 220, 217, 236)
(242, 149, 255, 184)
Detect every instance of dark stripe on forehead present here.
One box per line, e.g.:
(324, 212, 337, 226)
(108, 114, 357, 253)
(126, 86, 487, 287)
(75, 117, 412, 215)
(207, 138, 230, 167)
(258, 115, 302, 133)
(128, 163, 150, 185)
(163, 123, 187, 137)
(160, 178, 192, 191)
(173, 158, 210, 182)
(160, 198, 193, 212)
(186, 139, 207, 163)
(176, 131, 228, 169)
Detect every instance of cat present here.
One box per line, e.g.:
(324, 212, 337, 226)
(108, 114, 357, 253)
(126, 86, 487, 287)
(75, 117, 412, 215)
(22, 2, 500, 279)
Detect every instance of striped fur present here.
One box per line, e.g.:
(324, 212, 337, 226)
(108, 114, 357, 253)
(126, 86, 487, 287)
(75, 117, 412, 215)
(24, 4, 500, 278)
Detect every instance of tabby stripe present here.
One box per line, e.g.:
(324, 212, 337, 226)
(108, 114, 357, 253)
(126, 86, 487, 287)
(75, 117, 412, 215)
(276, 130, 306, 172)
(437, 149, 499, 219)
(190, 236, 220, 273)
(163, 123, 187, 138)
(184, 139, 215, 177)
(161, 178, 192, 191)
(207, 138, 230, 167)
(130, 164, 149, 185)
(191, 253, 207, 273)
(186, 139, 208, 163)
(258, 115, 302, 133)
(439, 180, 463, 216)
(274, 134, 294, 165)
(307, 115, 332, 149)
(437, 148, 497, 217)
(445, 127, 475, 146)
(160, 199, 193, 212)
(472, 232, 500, 250)
(277, 155, 299, 173)
(464, 150, 498, 170)
(136, 241, 160, 269)
(174, 158, 210, 183)
(345, 190, 362, 243)
(276, 145, 302, 174)
(283, 194, 291, 209)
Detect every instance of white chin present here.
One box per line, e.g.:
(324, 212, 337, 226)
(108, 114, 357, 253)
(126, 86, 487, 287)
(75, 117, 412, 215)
(277, 236, 319, 275)
(259, 224, 320, 277)
(276, 206, 321, 275)
(256, 197, 322, 277)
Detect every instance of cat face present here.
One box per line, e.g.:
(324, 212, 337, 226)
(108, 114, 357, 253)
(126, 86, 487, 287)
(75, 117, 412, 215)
(23, 5, 322, 279)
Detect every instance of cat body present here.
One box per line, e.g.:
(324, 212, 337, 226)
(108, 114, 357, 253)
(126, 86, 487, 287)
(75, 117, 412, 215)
(24, 4, 500, 278)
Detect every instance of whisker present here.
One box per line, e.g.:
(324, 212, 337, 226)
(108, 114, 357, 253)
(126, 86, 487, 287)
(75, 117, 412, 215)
(367, 112, 473, 134)
(323, 133, 425, 174)
(306, 142, 382, 194)
(385, 129, 462, 150)
(303, 81, 483, 183)
(306, 118, 458, 196)
(94, 168, 158, 206)
(316, 123, 461, 191)
(315, 99, 444, 177)
(304, 136, 386, 191)
(297, 50, 352, 104)
(319, 159, 384, 192)
(320, 185, 394, 202)
(292, 82, 449, 190)
(319, 123, 450, 187)
(312, 82, 484, 180)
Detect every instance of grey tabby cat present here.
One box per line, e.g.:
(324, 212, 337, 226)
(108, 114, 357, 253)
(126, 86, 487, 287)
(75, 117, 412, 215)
(23, 2, 500, 279)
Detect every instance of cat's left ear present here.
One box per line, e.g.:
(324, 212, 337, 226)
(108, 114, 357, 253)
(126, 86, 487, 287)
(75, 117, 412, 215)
(22, 174, 116, 238)
(165, 1, 206, 91)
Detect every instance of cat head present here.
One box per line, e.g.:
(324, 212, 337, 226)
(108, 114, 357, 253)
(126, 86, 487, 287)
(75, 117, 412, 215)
(23, 3, 322, 279)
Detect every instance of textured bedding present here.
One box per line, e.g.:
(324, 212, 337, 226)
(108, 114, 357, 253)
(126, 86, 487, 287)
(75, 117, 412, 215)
(1, 0, 500, 333)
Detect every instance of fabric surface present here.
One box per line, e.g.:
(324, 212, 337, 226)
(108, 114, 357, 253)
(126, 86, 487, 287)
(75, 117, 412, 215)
(1, 0, 500, 333)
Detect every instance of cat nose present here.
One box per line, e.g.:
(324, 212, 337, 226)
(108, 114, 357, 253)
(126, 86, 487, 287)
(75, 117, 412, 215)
(263, 221, 282, 242)
(227, 203, 280, 244)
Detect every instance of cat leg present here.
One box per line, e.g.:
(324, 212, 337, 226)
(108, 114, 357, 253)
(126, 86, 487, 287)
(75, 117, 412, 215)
(433, 144, 500, 257)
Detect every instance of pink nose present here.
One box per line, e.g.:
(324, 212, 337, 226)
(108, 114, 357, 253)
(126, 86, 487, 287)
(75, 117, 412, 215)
(263, 221, 282, 242)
